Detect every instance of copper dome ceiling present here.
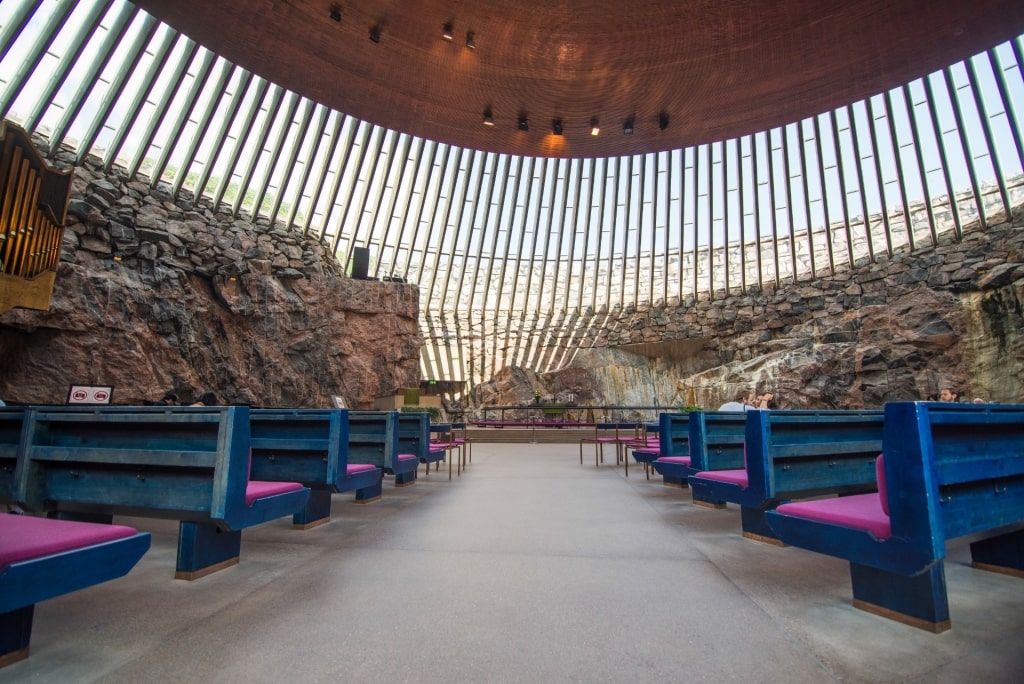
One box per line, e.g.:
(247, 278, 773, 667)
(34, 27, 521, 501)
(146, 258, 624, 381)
(133, 1, 1024, 158)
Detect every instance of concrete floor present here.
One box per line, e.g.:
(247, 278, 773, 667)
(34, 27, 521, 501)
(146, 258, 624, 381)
(4, 443, 1024, 683)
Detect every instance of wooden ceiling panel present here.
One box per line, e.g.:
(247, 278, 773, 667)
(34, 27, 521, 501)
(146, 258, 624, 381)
(133, 0, 1024, 158)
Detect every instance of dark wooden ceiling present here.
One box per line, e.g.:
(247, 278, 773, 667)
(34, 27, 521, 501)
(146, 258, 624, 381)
(134, 0, 1024, 159)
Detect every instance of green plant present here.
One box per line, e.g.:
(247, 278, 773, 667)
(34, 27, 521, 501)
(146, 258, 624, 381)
(677, 405, 701, 413)
(401, 405, 442, 421)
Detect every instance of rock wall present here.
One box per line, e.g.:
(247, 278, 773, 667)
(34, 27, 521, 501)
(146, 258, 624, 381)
(475, 209, 1024, 413)
(0, 152, 421, 408)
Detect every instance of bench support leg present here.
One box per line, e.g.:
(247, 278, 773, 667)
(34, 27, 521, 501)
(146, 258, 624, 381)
(660, 475, 689, 489)
(394, 470, 417, 487)
(0, 605, 33, 668)
(175, 522, 242, 580)
(849, 561, 951, 633)
(293, 489, 332, 529)
(354, 477, 383, 504)
(970, 528, 1024, 578)
(740, 506, 785, 546)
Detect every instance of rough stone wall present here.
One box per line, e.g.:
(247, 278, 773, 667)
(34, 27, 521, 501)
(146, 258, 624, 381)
(475, 208, 1024, 412)
(0, 151, 421, 408)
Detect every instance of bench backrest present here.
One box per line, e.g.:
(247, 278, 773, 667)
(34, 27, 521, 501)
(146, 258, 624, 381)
(396, 412, 430, 460)
(688, 411, 748, 470)
(883, 402, 1024, 556)
(745, 409, 884, 500)
(658, 412, 691, 457)
(15, 406, 254, 529)
(0, 407, 26, 503)
(347, 410, 400, 469)
(249, 408, 350, 488)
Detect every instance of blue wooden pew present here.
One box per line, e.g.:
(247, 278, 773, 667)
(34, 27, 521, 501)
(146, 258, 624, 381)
(653, 411, 747, 506)
(348, 411, 420, 485)
(767, 402, 1024, 632)
(397, 412, 444, 478)
(648, 412, 692, 486)
(1, 406, 150, 667)
(0, 406, 25, 499)
(249, 408, 384, 529)
(688, 410, 884, 543)
(12, 406, 309, 580)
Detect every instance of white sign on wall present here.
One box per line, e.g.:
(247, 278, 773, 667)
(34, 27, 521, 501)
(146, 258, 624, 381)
(66, 385, 114, 405)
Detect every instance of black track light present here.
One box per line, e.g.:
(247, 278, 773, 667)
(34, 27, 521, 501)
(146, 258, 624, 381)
(623, 117, 634, 134)
(329, 5, 341, 22)
(659, 112, 669, 130)
(552, 119, 563, 135)
(518, 114, 529, 132)
(369, 26, 381, 43)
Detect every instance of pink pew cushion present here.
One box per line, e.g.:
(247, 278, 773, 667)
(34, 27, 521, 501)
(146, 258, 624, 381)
(876, 454, 888, 515)
(694, 468, 748, 488)
(655, 456, 692, 466)
(246, 480, 305, 506)
(775, 493, 892, 540)
(0, 515, 138, 567)
(397, 453, 417, 461)
(347, 463, 378, 475)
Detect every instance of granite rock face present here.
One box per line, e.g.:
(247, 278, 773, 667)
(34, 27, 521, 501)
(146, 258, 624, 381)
(472, 209, 1024, 412)
(0, 155, 420, 408)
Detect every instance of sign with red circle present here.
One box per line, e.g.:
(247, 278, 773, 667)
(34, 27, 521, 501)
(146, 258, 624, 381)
(66, 385, 115, 405)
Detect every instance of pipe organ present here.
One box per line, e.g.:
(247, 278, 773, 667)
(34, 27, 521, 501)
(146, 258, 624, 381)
(0, 120, 73, 314)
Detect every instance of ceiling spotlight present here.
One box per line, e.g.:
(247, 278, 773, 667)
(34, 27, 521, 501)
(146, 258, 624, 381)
(369, 26, 381, 43)
(482, 107, 495, 126)
(552, 119, 563, 136)
(518, 114, 529, 132)
(465, 31, 475, 49)
(590, 118, 600, 136)
(659, 112, 669, 130)
(329, 4, 341, 22)
(442, 22, 453, 41)
(623, 117, 634, 134)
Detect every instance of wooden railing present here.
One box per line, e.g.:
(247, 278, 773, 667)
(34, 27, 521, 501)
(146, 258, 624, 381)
(0, 120, 73, 313)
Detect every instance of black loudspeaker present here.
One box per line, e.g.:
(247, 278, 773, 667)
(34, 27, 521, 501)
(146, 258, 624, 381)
(351, 246, 370, 280)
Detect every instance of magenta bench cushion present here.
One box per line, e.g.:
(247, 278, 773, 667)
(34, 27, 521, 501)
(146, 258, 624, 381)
(397, 453, 418, 462)
(245, 480, 306, 506)
(694, 468, 748, 488)
(774, 492, 892, 540)
(655, 456, 692, 466)
(0, 515, 139, 567)
(347, 463, 378, 474)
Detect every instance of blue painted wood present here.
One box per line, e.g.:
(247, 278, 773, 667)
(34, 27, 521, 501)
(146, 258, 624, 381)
(0, 407, 26, 501)
(12, 406, 309, 578)
(653, 411, 747, 505)
(398, 412, 439, 473)
(0, 531, 151, 613)
(766, 401, 1024, 630)
(969, 529, 1024, 575)
(176, 521, 242, 579)
(689, 410, 883, 541)
(348, 411, 419, 482)
(0, 605, 32, 663)
(657, 412, 691, 458)
(0, 527, 151, 662)
(650, 412, 691, 486)
(849, 562, 951, 631)
(249, 408, 383, 523)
